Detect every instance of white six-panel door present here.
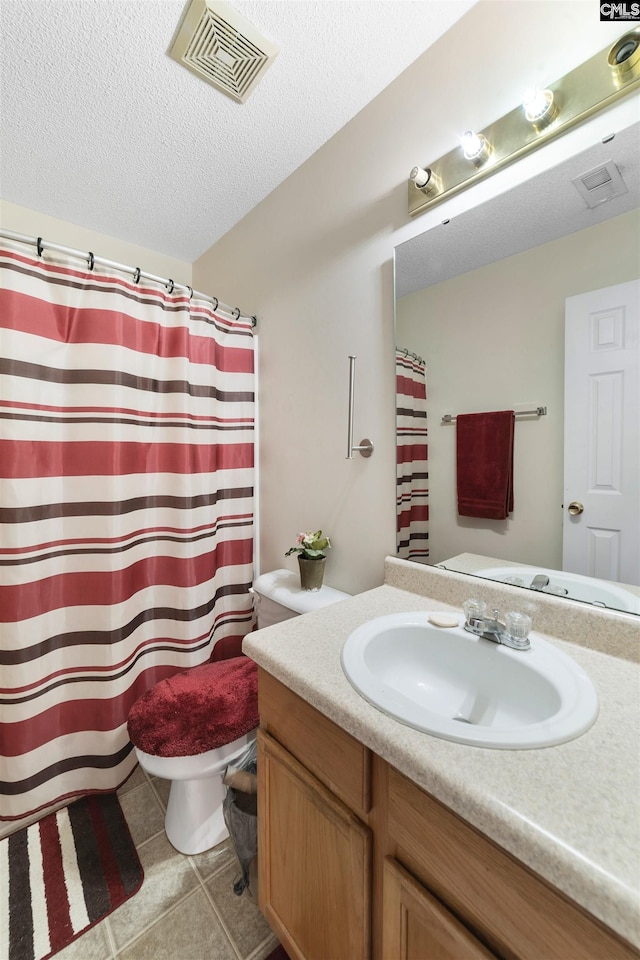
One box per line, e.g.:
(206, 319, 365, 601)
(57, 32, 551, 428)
(563, 280, 640, 586)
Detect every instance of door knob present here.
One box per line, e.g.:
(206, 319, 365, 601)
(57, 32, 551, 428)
(568, 501, 584, 516)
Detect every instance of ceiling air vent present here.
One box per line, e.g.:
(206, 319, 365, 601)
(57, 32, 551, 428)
(170, 0, 279, 104)
(571, 160, 629, 208)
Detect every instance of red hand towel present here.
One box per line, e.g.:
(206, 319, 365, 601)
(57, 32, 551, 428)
(456, 411, 515, 520)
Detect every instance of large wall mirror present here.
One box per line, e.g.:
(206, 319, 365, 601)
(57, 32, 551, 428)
(394, 120, 640, 615)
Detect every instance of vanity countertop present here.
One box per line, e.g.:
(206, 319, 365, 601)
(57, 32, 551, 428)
(243, 559, 640, 949)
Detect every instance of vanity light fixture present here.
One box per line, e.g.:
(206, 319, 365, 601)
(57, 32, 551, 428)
(409, 165, 441, 196)
(460, 131, 492, 166)
(522, 87, 559, 129)
(608, 32, 640, 84)
(408, 27, 640, 219)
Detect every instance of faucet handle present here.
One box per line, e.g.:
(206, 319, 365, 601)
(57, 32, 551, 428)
(504, 611, 532, 646)
(463, 598, 486, 622)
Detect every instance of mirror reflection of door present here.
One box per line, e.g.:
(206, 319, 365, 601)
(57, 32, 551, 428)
(563, 280, 640, 586)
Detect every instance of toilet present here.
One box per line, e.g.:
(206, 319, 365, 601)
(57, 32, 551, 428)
(251, 567, 350, 627)
(127, 568, 349, 855)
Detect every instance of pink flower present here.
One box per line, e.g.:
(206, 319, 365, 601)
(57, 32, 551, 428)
(285, 529, 331, 559)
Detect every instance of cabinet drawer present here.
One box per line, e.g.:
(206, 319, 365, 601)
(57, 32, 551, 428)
(258, 669, 371, 816)
(387, 766, 637, 960)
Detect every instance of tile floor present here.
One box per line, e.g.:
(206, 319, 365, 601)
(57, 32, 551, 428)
(54, 766, 279, 960)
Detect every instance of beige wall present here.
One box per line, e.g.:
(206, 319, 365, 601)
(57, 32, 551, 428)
(193, 1, 637, 594)
(397, 209, 640, 569)
(6, 7, 630, 597)
(1, 200, 192, 285)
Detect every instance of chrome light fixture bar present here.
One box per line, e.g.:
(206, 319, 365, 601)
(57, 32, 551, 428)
(408, 28, 640, 218)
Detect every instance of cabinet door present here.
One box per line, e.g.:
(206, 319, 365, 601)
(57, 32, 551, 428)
(382, 857, 495, 960)
(258, 730, 371, 960)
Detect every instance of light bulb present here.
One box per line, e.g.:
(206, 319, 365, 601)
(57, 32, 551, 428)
(461, 131, 491, 165)
(410, 165, 441, 196)
(522, 87, 558, 127)
(608, 33, 640, 84)
(410, 166, 431, 188)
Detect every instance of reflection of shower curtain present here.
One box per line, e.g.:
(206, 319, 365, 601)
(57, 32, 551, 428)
(396, 350, 429, 561)
(0, 245, 255, 819)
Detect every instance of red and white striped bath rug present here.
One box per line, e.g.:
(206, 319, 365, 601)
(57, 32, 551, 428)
(1, 793, 143, 960)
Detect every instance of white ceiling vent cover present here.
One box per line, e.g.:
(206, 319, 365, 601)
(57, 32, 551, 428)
(170, 0, 279, 103)
(571, 161, 629, 208)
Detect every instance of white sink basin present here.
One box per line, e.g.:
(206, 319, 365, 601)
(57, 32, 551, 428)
(474, 566, 640, 614)
(341, 612, 598, 749)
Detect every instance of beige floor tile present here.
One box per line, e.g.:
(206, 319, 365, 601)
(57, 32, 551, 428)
(189, 836, 236, 881)
(205, 861, 273, 958)
(117, 888, 236, 960)
(54, 918, 114, 960)
(117, 782, 165, 847)
(149, 775, 171, 809)
(118, 764, 147, 796)
(247, 937, 281, 960)
(108, 831, 201, 952)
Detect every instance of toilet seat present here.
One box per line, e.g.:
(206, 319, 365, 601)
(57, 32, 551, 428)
(134, 729, 254, 781)
(127, 655, 258, 758)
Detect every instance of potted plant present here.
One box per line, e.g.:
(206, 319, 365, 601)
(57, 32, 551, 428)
(286, 530, 331, 591)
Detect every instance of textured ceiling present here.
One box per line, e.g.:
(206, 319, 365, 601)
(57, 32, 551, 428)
(395, 120, 640, 299)
(0, 0, 476, 262)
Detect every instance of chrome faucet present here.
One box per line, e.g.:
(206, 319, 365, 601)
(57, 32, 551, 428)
(530, 574, 550, 591)
(463, 606, 531, 651)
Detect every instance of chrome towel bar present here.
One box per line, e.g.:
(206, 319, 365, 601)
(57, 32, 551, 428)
(441, 406, 547, 424)
(346, 356, 374, 459)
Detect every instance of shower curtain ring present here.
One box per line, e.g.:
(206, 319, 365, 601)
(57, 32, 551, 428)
(186, 286, 193, 299)
(37, 237, 44, 257)
(133, 267, 141, 284)
(88, 252, 95, 271)
(212, 297, 219, 311)
(232, 307, 241, 320)
(166, 279, 174, 294)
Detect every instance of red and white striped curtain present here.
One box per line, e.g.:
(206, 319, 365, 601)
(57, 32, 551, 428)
(396, 350, 429, 561)
(0, 244, 255, 820)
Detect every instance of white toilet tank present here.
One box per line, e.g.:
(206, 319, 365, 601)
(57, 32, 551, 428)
(252, 568, 350, 628)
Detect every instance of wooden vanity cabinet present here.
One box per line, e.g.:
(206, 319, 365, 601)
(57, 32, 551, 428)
(382, 856, 495, 960)
(384, 766, 638, 960)
(258, 731, 371, 960)
(257, 670, 639, 960)
(257, 670, 372, 960)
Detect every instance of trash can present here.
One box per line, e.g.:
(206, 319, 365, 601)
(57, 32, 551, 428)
(222, 738, 258, 900)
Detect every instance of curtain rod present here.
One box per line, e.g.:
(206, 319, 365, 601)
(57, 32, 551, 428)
(0, 229, 257, 328)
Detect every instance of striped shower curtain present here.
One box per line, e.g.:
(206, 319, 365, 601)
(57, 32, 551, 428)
(396, 350, 429, 561)
(0, 244, 255, 820)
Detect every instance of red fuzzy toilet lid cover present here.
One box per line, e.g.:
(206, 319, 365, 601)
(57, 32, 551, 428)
(127, 655, 259, 758)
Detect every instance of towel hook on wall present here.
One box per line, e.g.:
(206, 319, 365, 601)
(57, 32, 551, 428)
(346, 355, 374, 459)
